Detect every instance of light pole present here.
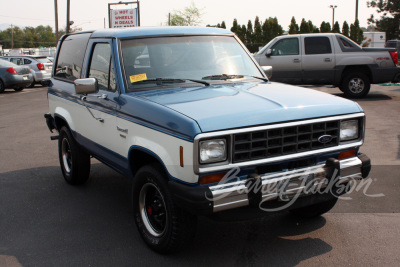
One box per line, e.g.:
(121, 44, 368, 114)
(355, 0, 359, 22)
(330, 5, 337, 27)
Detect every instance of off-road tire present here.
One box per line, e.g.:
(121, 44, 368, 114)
(58, 126, 91, 185)
(132, 164, 197, 253)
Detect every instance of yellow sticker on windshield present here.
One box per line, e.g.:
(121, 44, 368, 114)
(130, 73, 147, 83)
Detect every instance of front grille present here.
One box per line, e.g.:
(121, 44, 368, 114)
(232, 120, 340, 163)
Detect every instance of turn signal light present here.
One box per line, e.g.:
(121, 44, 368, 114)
(338, 149, 357, 160)
(199, 173, 226, 185)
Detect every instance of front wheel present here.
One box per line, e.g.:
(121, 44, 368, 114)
(132, 164, 197, 253)
(341, 72, 371, 98)
(58, 126, 91, 185)
(289, 198, 338, 218)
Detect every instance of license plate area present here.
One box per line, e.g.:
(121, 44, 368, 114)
(23, 76, 28, 80)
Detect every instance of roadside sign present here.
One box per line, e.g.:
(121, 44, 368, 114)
(110, 8, 138, 28)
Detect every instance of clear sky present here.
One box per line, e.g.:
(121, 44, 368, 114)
(0, 0, 377, 32)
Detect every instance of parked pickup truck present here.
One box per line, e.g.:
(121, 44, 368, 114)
(45, 27, 371, 253)
(253, 33, 400, 98)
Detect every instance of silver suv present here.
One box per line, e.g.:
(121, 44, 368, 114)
(1, 56, 52, 87)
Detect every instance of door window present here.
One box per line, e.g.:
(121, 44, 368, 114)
(304, 37, 332, 55)
(10, 58, 23, 65)
(270, 38, 299, 56)
(88, 43, 116, 92)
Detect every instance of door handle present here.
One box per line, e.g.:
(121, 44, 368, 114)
(117, 126, 128, 133)
(324, 58, 332, 62)
(293, 59, 301, 63)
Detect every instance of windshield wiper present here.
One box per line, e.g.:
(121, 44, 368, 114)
(132, 78, 210, 86)
(201, 74, 268, 82)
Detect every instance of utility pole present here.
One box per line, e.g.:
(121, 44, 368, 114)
(330, 5, 337, 27)
(355, 0, 359, 22)
(11, 24, 13, 49)
(54, 0, 59, 43)
(66, 0, 70, 34)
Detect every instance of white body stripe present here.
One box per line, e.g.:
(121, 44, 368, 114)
(49, 93, 199, 184)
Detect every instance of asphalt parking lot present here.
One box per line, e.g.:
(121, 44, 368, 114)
(0, 84, 399, 266)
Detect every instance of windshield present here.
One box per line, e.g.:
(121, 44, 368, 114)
(36, 57, 52, 63)
(256, 38, 276, 55)
(121, 35, 263, 91)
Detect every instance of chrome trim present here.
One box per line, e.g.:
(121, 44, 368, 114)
(193, 113, 365, 174)
(210, 157, 363, 213)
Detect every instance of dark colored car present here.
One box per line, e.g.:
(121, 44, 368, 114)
(0, 59, 33, 93)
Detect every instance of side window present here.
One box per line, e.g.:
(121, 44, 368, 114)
(24, 59, 32, 64)
(10, 58, 22, 65)
(305, 37, 332, 55)
(55, 33, 90, 81)
(88, 43, 116, 92)
(339, 38, 354, 48)
(270, 38, 299, 56)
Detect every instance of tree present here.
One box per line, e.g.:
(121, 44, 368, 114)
(350, 19, 364, 44)
(253, 16, 263, 44)
(332, 22, 341, 33)
(299, 18, 311, 33)
(246, 20, 253, 44)
(288, 16, 299, 34)
(368, 0, 400, 40)
(231, 18, 239, 33)
(320, 21, 332, 33)
(168, 2, 202, 26)
(221, 21, 226, 29)
(239, 25, 247, 43)
(342, 21, 350, 37)
(308, 20, 319, 33)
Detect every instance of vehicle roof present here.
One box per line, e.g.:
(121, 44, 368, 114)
(277, 33, 342, 38)
(1, 55, 48, 59)
(72, 26, 233, 39)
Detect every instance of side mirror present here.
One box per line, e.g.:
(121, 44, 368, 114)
(261, 66, 273, 80)
(266, 49, 272, 57)
(74, 78, 99, 95)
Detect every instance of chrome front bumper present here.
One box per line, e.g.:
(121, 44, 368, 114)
(210, 157, 367, 212)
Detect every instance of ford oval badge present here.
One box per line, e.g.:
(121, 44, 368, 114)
(318, 135, 333, 144)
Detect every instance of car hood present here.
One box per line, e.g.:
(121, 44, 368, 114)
(129, 82, 363, 133)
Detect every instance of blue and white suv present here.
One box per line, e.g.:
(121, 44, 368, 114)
(45, 27, 371, 253)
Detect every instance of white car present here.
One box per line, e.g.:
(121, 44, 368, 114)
(1, 56, 52, 87)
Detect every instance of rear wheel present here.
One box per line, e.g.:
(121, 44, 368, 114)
(290, 198, 338, 218)
(132, 164, 197, 253)
(58, 126, 91, 185)
(27, 80, 35, 88)
(341, 72, 371, 98)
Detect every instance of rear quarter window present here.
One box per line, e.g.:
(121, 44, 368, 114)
(55, 33, 90, 81)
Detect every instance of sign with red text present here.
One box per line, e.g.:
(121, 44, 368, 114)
(110, 8, 137, 28)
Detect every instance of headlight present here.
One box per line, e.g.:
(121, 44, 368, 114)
(340, 120, 359, 141)
(199, 139, 227, 164)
